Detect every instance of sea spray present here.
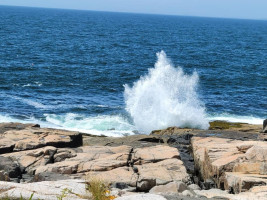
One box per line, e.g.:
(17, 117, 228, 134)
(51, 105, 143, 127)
(124, 51, 209, 133)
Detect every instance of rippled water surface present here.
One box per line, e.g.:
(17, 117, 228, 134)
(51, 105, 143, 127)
(0, 6, 266, 135)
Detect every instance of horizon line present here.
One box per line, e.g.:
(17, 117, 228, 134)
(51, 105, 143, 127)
(1, 4, 267, 21)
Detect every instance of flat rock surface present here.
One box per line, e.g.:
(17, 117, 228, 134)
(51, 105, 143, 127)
(83, 134, 164, 148)
(195, 187, 267, 200)
(0, 123, 82, 154)
(0, 179, 88, 200)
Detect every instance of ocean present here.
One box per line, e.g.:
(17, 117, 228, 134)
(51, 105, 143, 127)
(0, 6, 266, 136)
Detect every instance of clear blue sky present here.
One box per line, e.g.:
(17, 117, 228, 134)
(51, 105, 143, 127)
(0, 0, 267, 20)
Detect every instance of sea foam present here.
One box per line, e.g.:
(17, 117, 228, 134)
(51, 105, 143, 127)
(45, 113, 136, 137)
(124, 51, 209, 133)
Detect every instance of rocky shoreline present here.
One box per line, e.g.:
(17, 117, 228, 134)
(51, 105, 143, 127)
(0, 121, 266, 200)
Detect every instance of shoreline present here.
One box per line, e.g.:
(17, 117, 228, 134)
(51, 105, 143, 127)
(0, 118, 264, 138)
(0, 120, 266, 200)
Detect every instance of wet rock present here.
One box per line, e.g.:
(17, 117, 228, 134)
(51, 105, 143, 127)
(83, 134, 165, 148)
(138, 137, 164, 143)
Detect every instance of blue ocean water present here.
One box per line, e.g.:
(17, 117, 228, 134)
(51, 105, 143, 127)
(0, 6, 266, 136)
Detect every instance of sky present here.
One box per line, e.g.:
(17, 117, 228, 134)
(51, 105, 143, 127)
(0, 0, 267, 20)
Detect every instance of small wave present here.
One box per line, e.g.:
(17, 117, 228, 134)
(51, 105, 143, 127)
(124, 51, 209, 133)
(15, 82, 43, 87)
(1, 94, 49, 109)
(22, 99, 49, 109)
(44, 113, 136, 137)
(208, 114, 264, 125)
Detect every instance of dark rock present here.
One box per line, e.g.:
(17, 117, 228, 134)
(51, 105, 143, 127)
(138, 137, 164, 143)
(176, 181, 188, 192)
(137, 179, 156, 192)
(112, 182, 129, 189)
(30, 172, 70, 182)
(262, 119, 267, 133)
(0, 156, 21, 178)
(0, 171, 10, 181)
(203, 179, 215, 190)
(83, 134, 165, 148)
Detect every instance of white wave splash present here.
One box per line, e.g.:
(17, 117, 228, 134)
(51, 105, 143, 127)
(124, 51, 209, 133)
(45, 113, 136, 137)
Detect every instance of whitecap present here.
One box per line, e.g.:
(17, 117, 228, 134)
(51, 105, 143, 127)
(22, 82, 42, 87)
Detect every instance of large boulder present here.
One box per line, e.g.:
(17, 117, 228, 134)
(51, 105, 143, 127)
(136, 158, 190, 191)
(0, 127, 82, 153)
(3, 146, 57, 175)
(224, 172, 267, 193)
(191, 137, 267, 193)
